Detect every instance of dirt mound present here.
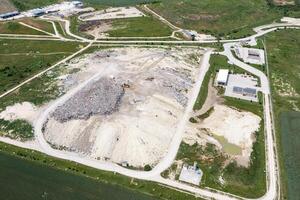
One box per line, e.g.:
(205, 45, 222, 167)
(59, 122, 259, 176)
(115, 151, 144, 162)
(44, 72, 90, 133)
(52, 77, 124, 122)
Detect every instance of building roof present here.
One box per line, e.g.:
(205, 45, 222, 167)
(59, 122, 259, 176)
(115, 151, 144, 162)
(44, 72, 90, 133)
(233, 86, 256, 95)
(217, 69, 229, 83)
(0, 11, 19, 18)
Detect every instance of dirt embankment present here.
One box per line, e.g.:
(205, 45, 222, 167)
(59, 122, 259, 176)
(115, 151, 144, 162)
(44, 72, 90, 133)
(43, 47, 204, 167)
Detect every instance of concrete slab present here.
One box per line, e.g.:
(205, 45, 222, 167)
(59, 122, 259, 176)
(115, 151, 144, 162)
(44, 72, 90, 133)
(224, 74, 259, 102)
(179, 164, 203, 185)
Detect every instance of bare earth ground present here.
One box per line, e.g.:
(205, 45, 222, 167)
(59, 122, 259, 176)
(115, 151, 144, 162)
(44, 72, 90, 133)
(184, 80, 261, 167)
(0, 0, 17, 15)
(0, 47, 204, 168)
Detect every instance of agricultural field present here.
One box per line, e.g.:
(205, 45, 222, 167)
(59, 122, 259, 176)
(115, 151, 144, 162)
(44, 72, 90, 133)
(265, 29, 300, 199)
(280, 112, 300, 200)
(0, 39, 82, 93)
(0, 141, 202, 200)
(0, 148, 155, 200)
(149, 0, 283, 38)
(0, 0, 16, 14)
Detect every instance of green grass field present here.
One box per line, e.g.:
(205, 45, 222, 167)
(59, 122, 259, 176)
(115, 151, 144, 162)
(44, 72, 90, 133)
(264, 29, 300, 200)
(107, 16, 172, 37)
(84, 0, 158, 7)
(0, 142, 203, 200)
(280, 112, 300, 200)
(10, 0, 59, 11)
(0, 150, 155, 200)
(19, 18, 55, 34)
(0, 39, 82, 93)
(149, 0, 283, 38)
(0, 21, 46, 35)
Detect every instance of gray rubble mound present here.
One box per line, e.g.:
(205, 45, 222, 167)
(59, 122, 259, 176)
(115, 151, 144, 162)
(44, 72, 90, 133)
(52, 77, 124, 122)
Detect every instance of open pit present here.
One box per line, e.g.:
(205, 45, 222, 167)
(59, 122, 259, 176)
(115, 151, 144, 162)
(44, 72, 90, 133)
(42, 47, 204, 168)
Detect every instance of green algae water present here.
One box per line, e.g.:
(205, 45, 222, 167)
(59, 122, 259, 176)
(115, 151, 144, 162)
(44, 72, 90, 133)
(0, 152, 155, 200)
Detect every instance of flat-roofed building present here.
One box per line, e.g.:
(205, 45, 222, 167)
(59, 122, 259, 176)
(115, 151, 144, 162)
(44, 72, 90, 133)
(216, 69, 229, 86)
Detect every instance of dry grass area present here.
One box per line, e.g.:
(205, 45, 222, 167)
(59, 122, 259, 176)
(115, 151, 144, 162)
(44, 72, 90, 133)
(0, 0, 17, 15)
(273, 0, 295, 5)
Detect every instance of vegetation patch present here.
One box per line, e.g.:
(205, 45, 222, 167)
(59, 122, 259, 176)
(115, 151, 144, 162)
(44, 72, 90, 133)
(19, 18, 55, 34)
(0, 119, 33, 140)
(280, 112, 300, 199)
(0, 21, 46, 35)
(11, 0, 59, 11)
(0, 39, 81, 93)
(265, 29, 300, 199)
(149, 0, 283, 38)
(107, 16, 172, 37)
(0, 142, 203, 200)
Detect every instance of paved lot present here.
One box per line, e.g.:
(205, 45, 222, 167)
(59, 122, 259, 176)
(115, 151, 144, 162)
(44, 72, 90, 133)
(225, 74, 259, 102)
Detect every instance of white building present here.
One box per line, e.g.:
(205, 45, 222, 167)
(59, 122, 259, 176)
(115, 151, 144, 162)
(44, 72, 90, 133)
(179, 163, 203, 185)
(216, 69, 229, 86)
(234, 46, 265, 65)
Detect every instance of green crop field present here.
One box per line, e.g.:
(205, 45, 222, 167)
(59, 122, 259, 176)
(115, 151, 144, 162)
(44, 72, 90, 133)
(0, 142, 203, 200)
(264, 29, 300, 200)
(0, 150, 155, 200)
(280, 112, 300, 200)
(149, 0, 283, 39)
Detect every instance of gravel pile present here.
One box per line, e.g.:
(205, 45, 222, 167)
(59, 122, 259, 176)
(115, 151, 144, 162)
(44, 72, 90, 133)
(52, 77, 124, 122)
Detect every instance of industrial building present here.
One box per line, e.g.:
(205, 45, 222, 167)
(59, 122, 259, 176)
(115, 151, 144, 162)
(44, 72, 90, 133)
(179, 163, 203, 185)
(216, 69, 229, 86)
(0, 11, 20, 19)
(32, 9, 46, 17)
(234, 46, 265, 65)
(224, 74, 259, 102)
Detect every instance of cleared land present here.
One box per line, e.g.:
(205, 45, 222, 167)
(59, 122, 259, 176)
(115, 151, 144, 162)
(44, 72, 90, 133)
(41, 47, 202, 168)
(149, 0, 282, 38)
(0, 0, 16, 14)
(265, 29, 300, 200)
(163, 54, 266, 198)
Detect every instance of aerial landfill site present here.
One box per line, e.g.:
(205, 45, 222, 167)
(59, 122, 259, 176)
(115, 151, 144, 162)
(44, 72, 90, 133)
(42, 47, 204, 167)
